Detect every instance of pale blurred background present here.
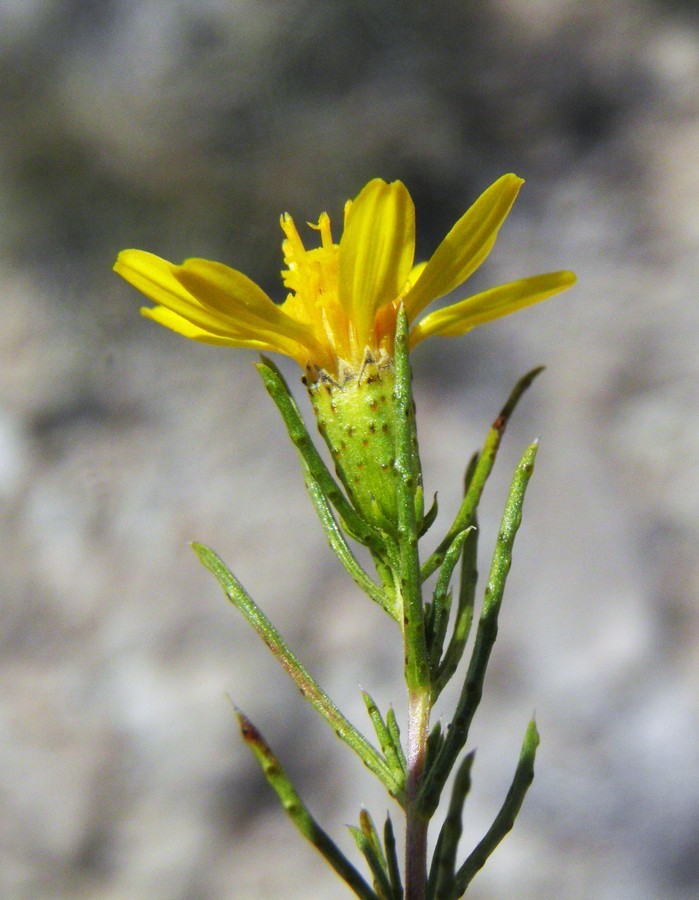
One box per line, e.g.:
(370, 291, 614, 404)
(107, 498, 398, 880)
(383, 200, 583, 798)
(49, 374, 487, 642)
(1, 1, 698, 897)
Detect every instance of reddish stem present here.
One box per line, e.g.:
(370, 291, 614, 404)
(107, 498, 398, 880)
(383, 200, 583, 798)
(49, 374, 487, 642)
(405, 688, 430, 900)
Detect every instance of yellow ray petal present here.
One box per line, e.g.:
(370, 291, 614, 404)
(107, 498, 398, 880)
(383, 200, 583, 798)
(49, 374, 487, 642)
(142, 305, 302, 356)
(117, 250, 323, 361)
(115, 250, 244, 338)
(406, 260, 427, 290)
(402, 174, 523, 320)
(338, 178, 415, 349)
(116, 250, 201, 309)
(174, 258, 319, 347)
(410, 270, 577, 346)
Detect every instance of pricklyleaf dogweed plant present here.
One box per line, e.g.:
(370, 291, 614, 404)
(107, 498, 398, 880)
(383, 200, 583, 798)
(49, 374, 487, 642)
(115, 175, 575, 898)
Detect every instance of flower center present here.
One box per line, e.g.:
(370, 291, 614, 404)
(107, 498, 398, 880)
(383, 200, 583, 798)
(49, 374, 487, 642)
(280, 212, 354, 376)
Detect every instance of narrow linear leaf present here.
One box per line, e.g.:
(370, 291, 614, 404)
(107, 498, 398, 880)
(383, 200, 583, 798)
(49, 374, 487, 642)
(454, 720, 540, 895)
(421, 366, 544, 582)
(430, 751, 475, 899)
(359, 809, 388, 871)
(257, 357, 389, 558)
(349, 825, 393, 899)
(433, 519, 479, 698)
(428, 529, 471, 681)
(235, 708, 377, 900)
(426, 829, 445, 900)
(424, 598, 436, 658)
(362, 691, 407, 783)
(419, 492, 439, 537)
(194, 542, 404, 801)
(424, 721, 443, 780)
(462, 451, 480, 496)
(302, 465, 398, 619)
(383, 814, 404, 899)
(385, 707, 407, 776)
(417, 441, 538, 816)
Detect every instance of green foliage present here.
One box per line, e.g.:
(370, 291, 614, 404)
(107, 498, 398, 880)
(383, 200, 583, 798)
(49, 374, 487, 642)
(196, 330, 543, 896)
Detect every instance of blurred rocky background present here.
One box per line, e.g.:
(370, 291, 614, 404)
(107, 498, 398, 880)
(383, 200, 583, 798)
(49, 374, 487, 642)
(1, 0, 698, 897)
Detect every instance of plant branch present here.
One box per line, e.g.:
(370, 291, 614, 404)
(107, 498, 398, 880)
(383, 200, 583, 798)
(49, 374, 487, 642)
(194, 542, 404, 801)
(236, 708, 378, 900)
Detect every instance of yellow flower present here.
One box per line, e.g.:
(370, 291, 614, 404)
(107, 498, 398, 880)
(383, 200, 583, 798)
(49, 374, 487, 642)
(114, 174, 575, 382)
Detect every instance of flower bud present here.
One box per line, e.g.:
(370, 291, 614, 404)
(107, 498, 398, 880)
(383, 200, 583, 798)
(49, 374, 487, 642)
(306, 352, 423, 539)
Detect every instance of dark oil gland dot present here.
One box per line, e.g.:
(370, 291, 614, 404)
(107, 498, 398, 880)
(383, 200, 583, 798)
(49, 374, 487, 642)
(370, 401, 378, 412)
(362, 439, 369, 447)
(382, 423, 389, 433)
(368, 423, 376, 433)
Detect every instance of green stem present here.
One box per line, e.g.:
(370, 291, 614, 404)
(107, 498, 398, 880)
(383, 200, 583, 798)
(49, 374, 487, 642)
(394, 308, 430, 692)
(394, 308, 432, 898)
